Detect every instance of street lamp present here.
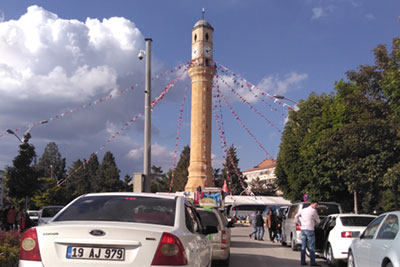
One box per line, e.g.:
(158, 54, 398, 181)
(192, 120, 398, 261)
(7, 120, 48, 146)
(273, 94, 298, 105)
(138, 38, 152, 193)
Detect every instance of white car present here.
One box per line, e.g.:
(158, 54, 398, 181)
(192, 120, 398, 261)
(197, 208, 233, 265)
(314, 213, 376, 266)
(37, 205, 64, 225)
(348, 211, 400, 267)
(19, 192, 217, 267)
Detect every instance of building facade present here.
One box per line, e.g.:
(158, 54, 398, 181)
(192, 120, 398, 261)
(242, 159, 277, 187)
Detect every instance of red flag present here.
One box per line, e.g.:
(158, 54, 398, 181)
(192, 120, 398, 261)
(222, 180, 229, 195)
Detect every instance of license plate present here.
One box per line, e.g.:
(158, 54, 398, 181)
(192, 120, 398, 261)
(66, 246, 125, 261)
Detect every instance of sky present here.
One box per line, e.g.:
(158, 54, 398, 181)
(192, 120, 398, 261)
(0, 0, 399, 183)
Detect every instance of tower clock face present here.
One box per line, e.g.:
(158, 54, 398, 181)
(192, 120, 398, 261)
(203, 46, 212, 58)
(192, 46, 199, 59)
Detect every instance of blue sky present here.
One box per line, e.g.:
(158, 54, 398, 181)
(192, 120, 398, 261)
(0, 0, 399, 180)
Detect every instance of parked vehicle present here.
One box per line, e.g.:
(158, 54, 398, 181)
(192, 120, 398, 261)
(314, 213, 376, 266)
(197, 207, 234, 265)
(27, 210, 40, 226)
(37, 205, 64, 225)
(19, 192, 217, 267)
(281, 201, 342, 250)
(348, 211, 400, 267)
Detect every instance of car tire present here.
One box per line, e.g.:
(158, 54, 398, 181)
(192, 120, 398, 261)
(347, 250, 355, 267)
(326, 244, 338, 267)
(291, 237, 299, 251)
(385, 262, 393, 267)
(220, 254, 230, 266)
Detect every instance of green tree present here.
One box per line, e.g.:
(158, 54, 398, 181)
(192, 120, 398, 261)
(36, 142, 66, 181)
(248, 177, 277, 196)
(221, 145, 246, 195)
(31, 177, 67, 207)
(150, 165, 170, 192)
(6, 143, 40, 201)
(171, 145, 190, 192)
(94, 151, 122, 192)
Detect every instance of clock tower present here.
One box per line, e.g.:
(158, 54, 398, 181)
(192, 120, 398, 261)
(185, 18, 216, 192)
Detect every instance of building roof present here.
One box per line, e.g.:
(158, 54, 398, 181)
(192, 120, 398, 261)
(193, 19, 214, 30)
(243, 159, 276, 173)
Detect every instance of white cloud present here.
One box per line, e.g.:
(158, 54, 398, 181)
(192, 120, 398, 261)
(257, 72, 308, 95)
(0, 5, 179, 176)
(312, 7, 325, 20)
(365, 13, 375, 20)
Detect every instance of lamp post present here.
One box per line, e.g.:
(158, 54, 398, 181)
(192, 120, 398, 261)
(7, 120, 48, 209)
(273, 94, 298, 105)
(138, 38, 152, 193)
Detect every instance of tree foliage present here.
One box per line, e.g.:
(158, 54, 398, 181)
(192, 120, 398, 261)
(36, 142, 66, 181)
(171, 145, 190, 192)
(276, 37, 400, 213)
(221, 145, 246, 195)
(248, 177, 277, 196)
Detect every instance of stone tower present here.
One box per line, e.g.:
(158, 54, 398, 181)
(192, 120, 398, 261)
(185, 18, 216, 192)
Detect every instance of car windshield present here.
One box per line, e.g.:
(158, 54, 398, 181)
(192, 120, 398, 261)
(340, 216, 375, 226)
(198, 210, 219, 227)
(54, 195, 176, 226)
(42, 207, 63, 217)
(303, 203, 340, 216)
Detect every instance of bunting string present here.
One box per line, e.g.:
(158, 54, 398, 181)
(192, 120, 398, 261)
(169, 82, 189, 192)
(1, 62, 190, 140)
(215, 62, 293, 114)
(216, 74, 283, 134)
(58, 67, 189, 186)
(212, 83, 250, 195)
(214, 85, 275, 161)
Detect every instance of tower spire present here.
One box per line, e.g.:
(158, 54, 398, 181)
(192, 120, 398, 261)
(202, 8, 205, 20)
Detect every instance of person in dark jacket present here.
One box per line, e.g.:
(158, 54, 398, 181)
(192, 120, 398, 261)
(255, 211, 265, 241)
(266, 208, 278, 242)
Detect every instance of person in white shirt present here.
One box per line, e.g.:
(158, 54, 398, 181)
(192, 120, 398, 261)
(295, 201, 321, 266)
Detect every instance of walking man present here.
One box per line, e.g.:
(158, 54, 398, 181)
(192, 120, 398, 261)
(255, 211, 264, 241)
(249, 210, 258, 239)
(295, 201, 321, 266)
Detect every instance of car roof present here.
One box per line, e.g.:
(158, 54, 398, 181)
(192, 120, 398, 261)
(81, 192, 179, 200)
(328, 213, 377, 217)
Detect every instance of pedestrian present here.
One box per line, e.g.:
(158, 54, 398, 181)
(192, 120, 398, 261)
(18, 209, 32, 232)
(276, 209, 283, 242)
(2, 206, 10, 231)
(255, 211, 264, 241)
(249, 210, 258, 239)
(266, 208, 277, 242)
(295, 201, 321, 266)
(7, 206, 17, 231)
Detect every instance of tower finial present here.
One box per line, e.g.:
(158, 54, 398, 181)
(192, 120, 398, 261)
(202, 8, 205, 20)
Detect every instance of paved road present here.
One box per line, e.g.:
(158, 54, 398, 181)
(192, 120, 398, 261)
(228, 225, 333, 267)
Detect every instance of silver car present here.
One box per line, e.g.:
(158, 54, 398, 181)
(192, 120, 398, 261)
(197, 207, 234, 265)
(37, 205, 64, 225)
(281, 201, 342, 250)
(348, 211, 400, 267)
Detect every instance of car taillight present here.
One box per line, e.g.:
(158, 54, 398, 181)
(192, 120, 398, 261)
(341, 231, 353, 238)
(296, 223, 301, 231)
(151, 232, 188, 266)
(221, 230, 226, 244)
(20, 228, 42, 261)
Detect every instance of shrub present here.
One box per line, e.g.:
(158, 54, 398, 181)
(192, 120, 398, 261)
(0, 231, 21, 267)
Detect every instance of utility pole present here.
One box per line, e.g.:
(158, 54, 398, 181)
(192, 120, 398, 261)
(143, 38, 152, 192)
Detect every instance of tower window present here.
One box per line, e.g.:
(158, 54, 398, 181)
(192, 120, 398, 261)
(205, 33, 209, 41)
(194, 34, 197, 42)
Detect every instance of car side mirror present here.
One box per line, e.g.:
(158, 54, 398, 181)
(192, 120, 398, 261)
(202, 225, 218, 235)
(351, 231, 360, 238)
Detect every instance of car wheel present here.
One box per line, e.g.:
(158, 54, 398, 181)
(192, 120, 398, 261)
(326, 244, 338, 267)
(347, 250, 355, 267)
(385, 262, 393, 267)
(291, 237, 299, 251)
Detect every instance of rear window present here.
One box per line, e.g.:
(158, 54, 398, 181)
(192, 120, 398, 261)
(28, 211, 39, 217)
(198, 210, 219, 227)
(303, 203, 340, 216)
(340, 216, 375, 226)
(41, 207, 63, 217)
(54, 195, 176, 226)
